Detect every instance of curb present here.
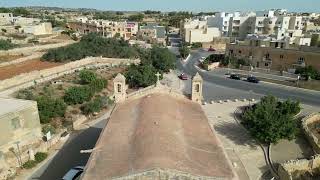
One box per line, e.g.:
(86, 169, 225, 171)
(261, 80, 320, 94)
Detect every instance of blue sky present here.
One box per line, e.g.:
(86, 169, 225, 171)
(0, 0, 318, 12)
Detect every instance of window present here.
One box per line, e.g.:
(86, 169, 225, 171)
(11, 117, 21, 130)
(238, 50, 242, 54)
(269, 21, 273, 24)
(195, 84, 200, 92)
(298, 57, 305, 64)
(265, 53, 270, 59)
(117, 84, 121, 93)
(265, 63, 269, 67)
(280, 55, 284, 59)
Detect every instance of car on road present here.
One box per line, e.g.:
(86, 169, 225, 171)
(208, 47, 216, 52)
(62, 166, 84, 180)
(247, 76, 260, 83)
(178, 73, 188, 80)
(229, 74, 241, 80)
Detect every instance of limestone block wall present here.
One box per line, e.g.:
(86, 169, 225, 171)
(278, 155, 320, 180)
(0, 41, 75, 56)
(302, 113, 320, 153)
(0, 57, 140, 92)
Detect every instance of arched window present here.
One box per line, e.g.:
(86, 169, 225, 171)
(195, 84, 200, 92)
(117, 84, 121, 93)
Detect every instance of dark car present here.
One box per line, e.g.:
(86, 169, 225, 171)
(178, 73, 188, 80)
(229, 74, 241, 80)
(247, 76, 260, 83)
(208, 47, 216, 52)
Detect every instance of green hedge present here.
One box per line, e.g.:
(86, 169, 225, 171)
(36, 96, 67, 124)
(35, 152, 48, 163)
(41, 33, 139, 62)
(64, 86, 94, 105)
(22, 160, 37, 169)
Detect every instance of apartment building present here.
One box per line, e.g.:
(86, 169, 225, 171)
(207, 12, 233, 36)
(228, 12, 256, 39)
(138, 23, 166, 45)
(67, 20, 138, 40)
(226, 42, 320, 71)
(181, 18, 221, 43)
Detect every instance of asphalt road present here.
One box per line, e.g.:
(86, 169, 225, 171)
(28, 119, 107, 180)
(177, 50, 320, 107)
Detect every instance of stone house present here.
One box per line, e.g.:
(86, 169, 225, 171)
(0, 98, 42, 169)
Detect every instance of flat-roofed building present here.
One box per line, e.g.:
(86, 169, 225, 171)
(226, 42, 320, 71)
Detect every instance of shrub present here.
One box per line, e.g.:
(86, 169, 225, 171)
(22, 160, 37, 169)
(81, 96, 108, 115)
(42, 124, 56, 135)
(89, 78, 107, 93)
(36, 96, 67, 124)
(64, 86, 94, 105)
(16, 89, 34, 100)
(295, 66, 320, 80)
(35, 152, 48, 163)
(79, 70, 97, 84)
(125, 64, 158, 88)
(0, 39, 16, 50)
(178, 45, 190, 58)
(191, 42, 202, 48)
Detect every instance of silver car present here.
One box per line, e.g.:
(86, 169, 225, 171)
(62, 166, 84, 180)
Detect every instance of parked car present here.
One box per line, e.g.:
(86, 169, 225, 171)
(208, 47, 216, 52)
(178, 73, 188, 80)
(62, 166, 84, 180)
(229, 74, 241, 80)
(247, 76, 260, 83)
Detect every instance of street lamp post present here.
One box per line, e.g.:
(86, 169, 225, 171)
(14, 141, 22, 167)
(249, 90, 253, 107)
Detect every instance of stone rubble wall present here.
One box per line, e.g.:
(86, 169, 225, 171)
(0, 52, 44, 67)
(302, 113, 320, 153)
(112, 168, 232, 180)
(0, 57, 140, 93)
(278, 154, 320, 180)
(0, 41, 75, 56)
(0, 129, 69, 179)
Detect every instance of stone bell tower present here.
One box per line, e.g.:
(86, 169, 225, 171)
(191, 72, 203, 103)
(113, 73, 127, 103)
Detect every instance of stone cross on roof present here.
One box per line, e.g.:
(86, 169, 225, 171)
(155, 72, 161, 86)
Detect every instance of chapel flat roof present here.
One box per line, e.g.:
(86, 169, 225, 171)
(82, 93, 235, 179)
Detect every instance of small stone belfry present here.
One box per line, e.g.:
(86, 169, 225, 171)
(113, 73, 127, 103)
(191, 72, 203, 103)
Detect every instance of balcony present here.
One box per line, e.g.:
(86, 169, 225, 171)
(262, 57, 272, 62)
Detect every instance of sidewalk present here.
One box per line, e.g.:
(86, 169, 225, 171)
(215, 68, 297, 82)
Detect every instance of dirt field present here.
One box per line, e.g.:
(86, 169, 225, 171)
(0, 54, 24, 63)
(0, 59, 63, 80)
